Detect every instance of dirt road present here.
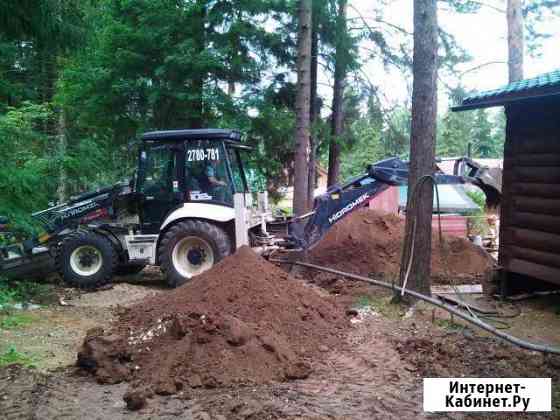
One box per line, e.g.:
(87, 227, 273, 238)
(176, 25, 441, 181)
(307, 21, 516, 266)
(1, 312, 425, 420)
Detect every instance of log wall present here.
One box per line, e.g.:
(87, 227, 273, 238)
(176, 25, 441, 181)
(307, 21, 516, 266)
(499, 97, 560, 286)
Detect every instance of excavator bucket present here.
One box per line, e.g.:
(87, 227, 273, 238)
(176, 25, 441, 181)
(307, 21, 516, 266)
(453, 158, 502, 208)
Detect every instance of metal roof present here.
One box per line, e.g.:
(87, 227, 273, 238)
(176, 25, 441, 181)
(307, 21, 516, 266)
(453, 69, 560, 111)
(141, 129, 241, 142)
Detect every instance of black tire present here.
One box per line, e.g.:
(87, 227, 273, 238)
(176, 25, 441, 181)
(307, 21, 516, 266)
(159, 220, 232, 288)
(114, 264, 146, 276)
(55, 231, 116, 289)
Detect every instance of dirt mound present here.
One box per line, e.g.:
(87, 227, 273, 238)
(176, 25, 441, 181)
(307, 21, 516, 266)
(308, 209, 494, 284)
(77, 246, 347, 403)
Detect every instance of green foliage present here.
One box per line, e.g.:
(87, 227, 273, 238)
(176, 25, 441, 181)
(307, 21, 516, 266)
(0, 103, 56, 231)
(0, 346, 36, 368)
(54, 0, 300, 195)
(0, 278, 42, 333)
(467, 189, 486, 209)
(0, 0, 544, 228)
(354, 295, 403, 319)
(341, 118, 384, 179)
(434, 318, 463, 331)
(245, 96, 296, 191)
(438, 108, 474, 157)
(0, 278, 17, 308)
(0, 277, 50, 307)
(466, 189, 490, 236)
(438, 107, 504, 159)
(0, 312, 37, 330)
(523, 1, 560, 56)
(337, 101, 410, 180)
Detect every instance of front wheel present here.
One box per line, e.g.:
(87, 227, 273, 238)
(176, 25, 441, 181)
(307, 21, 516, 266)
(159, 220, 232, 288)
(56, 231, 116, 289)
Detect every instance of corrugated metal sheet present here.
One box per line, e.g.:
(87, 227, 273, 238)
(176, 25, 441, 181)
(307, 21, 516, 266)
(453, 69, 560, 111)
(432, 215, 468, 237)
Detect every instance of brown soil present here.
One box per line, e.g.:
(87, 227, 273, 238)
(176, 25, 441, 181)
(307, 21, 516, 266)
(5, 312, 559, 419)
(77, 246, 347, 404)
(393, 327, 560, 418)
(308, 209, 495, 284)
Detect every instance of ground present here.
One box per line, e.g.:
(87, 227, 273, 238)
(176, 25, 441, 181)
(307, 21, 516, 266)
(1, 268, 560, 419)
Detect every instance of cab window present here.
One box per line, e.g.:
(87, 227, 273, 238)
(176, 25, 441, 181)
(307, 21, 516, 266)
(227, 147, 247, 193)
(185, 140, 233, 205)
(139, 146, 175, 198)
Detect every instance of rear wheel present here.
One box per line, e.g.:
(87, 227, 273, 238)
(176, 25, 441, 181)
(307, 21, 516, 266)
(56, 231, 116, 289)
(159, 220, 231, 288)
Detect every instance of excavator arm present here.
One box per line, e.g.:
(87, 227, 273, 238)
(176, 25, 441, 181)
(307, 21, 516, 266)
(287, 157, 501, 250)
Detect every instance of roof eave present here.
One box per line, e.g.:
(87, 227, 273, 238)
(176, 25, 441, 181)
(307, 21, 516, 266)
(452, 101, 503, 112)
(453, 91, 560, 112)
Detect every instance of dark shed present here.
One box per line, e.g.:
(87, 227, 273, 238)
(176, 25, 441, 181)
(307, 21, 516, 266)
(454, 70, 560, 289)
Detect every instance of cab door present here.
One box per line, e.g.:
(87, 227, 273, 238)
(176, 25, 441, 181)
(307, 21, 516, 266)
(184, 140, 234, 206)
(138, 145, 182, 233)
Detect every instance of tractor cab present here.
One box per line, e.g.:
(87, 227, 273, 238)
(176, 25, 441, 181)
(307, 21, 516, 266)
(136, 129, 249, 233)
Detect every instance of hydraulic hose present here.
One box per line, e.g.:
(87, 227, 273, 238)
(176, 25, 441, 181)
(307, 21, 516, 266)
(269, 258, 560, 355)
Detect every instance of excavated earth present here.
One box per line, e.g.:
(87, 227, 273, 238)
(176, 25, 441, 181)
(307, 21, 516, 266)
(5, 210, 558, 419)
(307, 208, 495, 285)
(76, 246, 348, 408)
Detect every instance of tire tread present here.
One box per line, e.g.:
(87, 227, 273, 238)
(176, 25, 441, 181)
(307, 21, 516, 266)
(159, 220, 231, 287)
(55, 230, 116, 289)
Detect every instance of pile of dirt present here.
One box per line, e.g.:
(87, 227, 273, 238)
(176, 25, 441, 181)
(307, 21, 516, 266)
(77, 246, 347, 407)
(308, 208, 494, 284)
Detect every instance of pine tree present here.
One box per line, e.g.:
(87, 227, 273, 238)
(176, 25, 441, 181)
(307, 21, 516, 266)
(327, 0, 348, 187)
(293, 0, 312, 216)
(400, 0, 438, 298)
(507, 0, 524, 82)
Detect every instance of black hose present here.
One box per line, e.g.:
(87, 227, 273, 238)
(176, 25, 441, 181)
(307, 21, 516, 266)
(270, 258, 560, 355)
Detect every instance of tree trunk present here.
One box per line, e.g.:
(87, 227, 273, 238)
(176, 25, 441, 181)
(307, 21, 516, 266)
(307, 7, 319, 208)
(228, 9, 242, 97)
(327, 0, 347, 187)
(227, 80, 236, 96)
(507, 0, 524, 82)
(190, 1, 206, 128)
(292, 0, 312, 217)
(57, 110, 67, 203)
(399, 0, 438, 298)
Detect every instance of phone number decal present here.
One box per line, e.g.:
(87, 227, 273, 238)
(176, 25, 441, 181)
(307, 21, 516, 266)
(187, 148, 220, 161)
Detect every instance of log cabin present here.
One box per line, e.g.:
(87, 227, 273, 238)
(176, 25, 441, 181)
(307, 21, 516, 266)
(454, 69, 560, 292)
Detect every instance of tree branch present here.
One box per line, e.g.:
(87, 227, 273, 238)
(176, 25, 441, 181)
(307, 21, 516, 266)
(458, 60, 506, 77)
(348, 4, 412, 37)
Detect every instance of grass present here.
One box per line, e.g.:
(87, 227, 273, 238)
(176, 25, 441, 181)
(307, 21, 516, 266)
(0, 312, 37, 329)
(0, 277, 52, 306)
(0, 276, 44, 331)
(434, 318, 464, 331)
(354, 294, 405, 319)
(0, 346, 36, 368)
